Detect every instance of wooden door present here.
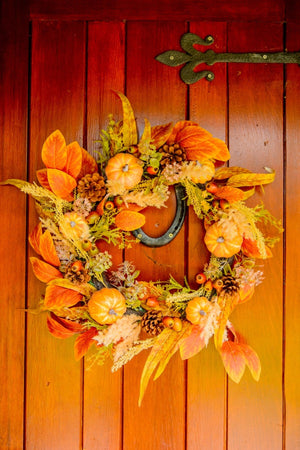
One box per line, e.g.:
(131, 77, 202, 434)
(1, 0, 300, 448)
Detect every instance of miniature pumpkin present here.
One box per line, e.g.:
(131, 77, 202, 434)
(105, 153, 143, 190)
(88, 288, 126, 324)
(204, 221, 243, 258)
(61, 212, 89, 238)
(186, 296, 213, 325)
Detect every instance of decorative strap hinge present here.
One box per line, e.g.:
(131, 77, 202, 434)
(156, 32, 300, 84)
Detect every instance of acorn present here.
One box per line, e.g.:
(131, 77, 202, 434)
(195, 273, 207, 284)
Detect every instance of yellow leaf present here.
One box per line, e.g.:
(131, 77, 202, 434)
(114, 91, 138, 147)
(139, 118, 152, 145)
(48, 278, 96, 297)
(214, 167, 252, 180)
(0, 179, 32, 189)
(227, 171, 275, 187)
(138, 325, 189, 406)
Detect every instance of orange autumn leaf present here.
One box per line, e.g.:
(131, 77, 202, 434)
(210, 137, 230, 162)
(219, 340, 246, 383)
(64, 141, 82, 179)
(29, 222, 43, 255)
(47, 168, 77, 200)
(39, 230, 60, 267)
(220, 340, 261, 383)
(42, 130, 67, 170)
(166, 120, 199, 144)
(47, 312, 83, 339)
(115, 210, 146, 231)
(241, 237, 273, 259)
(214, 186, 245, 203)
(238, 284, 255, 304)
(238, 343, 261, 381)
(36, 168, 51, 190)
(30, 257, 63, 283)
(44, 285, 83, 308)
(179, 324, 206, 360)
(78, 148, 98, 178)
(74, 327, 98, 360)
(151, 122, 173, 148)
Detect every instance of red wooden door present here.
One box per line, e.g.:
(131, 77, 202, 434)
(1, 1, 300, 449)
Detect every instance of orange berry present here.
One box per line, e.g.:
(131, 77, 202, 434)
(104, 201, 115, 211)
(87, 211, 100, 225)
(213, 279, 224, 292)
(206, 182, 218, 194)
(195, 273, 207, 284)
(71, 261, 84, 272)
(146, 297, 160, 307)
(82, 239, 92, 251)
(163, 316, 174, 328)
(146, 166, 159, 175)
(220, 199, 230, 210)
(204, 280, 213, 291)
(172, 318, 183, 332)
(114, 195, 124, 208)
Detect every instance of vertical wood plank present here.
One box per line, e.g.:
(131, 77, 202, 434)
(26, 21, 86, 449)
(187, 21, 227, 450)
(0, 0, 29, 448)
(285, 22, 300, 450)
(123, 21, 187, 450)
(83, 21, 125, 450)
(227, 22, 283, 449)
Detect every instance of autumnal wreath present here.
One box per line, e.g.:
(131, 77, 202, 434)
(3, 92, 281, 405)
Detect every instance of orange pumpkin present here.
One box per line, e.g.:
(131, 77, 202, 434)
(204, 222, 243, 258)
(105, 153, 143, 190)
(88, 288, 126, 324)
(186, 296, 213, 325)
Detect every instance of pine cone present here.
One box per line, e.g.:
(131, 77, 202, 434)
(141, 310, 164, 336)
(220, 275, 240, 295)
(77, 172, 106, 202)
(65, 262, 91, 285)
(159, 143, 187, 168)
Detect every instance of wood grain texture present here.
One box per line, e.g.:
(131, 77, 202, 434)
(227, 22, 284, 449)
(29, 0, 285, 21)
(83, 22, 125, 450)
(123, 21, 187, 450)
(0, 0, 29, 448)
(26, 21, 86, 449)
(285, 22, 300, 450)
(187, 21, 227, 450)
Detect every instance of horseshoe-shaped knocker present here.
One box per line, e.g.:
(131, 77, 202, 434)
(132, 184, 187, 247)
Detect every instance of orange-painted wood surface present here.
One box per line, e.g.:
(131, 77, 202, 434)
(1, 0, 300, 449)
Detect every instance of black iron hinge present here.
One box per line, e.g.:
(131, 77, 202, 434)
(156, 32, 300, 84)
